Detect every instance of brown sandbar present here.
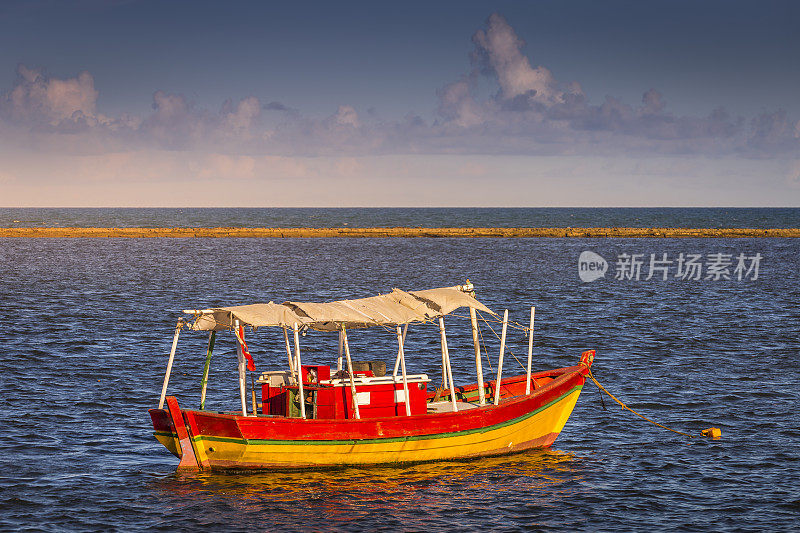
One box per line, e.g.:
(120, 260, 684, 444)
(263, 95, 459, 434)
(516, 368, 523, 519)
(0, 227, 798, 238)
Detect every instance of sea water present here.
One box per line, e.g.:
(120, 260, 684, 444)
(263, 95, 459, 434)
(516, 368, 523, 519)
(2, 207, 800, 229)
(0, 209, 798, 531)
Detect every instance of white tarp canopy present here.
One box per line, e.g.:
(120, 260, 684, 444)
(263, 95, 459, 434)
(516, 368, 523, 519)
(186, 303, 307, 331)
(284, 290, 427, 331)
(408, 287, 493, 316)
(185, 285, 494, 332)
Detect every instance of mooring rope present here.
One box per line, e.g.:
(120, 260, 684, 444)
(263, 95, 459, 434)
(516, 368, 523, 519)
(586, 368, 720, 440)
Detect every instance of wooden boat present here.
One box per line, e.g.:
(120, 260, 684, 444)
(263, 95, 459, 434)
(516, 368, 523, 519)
(149, 282, 595, 470)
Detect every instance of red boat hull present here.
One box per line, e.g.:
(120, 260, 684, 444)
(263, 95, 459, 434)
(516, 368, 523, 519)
(151, 363, 589, 470)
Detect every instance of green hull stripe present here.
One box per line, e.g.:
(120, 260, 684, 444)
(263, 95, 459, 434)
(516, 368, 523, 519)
(187, 384, 583, 447)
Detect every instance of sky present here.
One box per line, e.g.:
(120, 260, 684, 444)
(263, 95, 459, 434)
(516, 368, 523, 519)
(0, 0, 799, 207)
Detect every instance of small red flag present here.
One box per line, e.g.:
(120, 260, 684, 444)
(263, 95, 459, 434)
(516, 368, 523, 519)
(237, 326, 256, 371)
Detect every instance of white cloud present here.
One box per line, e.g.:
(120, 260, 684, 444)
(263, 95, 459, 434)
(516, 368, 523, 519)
(426, 13, 792, 160)
(471, 13, 576, 104)
(0, 13, 797, 173)
(6, 65, 99, 124)
(151, 91, 190, 120)
(332, 105, 360, 128)
(437, 77, 485, 127)
(222, 96, 261, 132)
(641, 89, 666, 115)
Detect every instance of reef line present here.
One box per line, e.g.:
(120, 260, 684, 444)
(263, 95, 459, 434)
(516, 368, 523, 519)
(1, 227, 798, 238)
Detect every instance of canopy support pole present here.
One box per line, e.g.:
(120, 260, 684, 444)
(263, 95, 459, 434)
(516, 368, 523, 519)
(395, 326, 411, 416)
(392, 323, 408, 378)
(341, 327, 361, 420)
(439, 321, 449, 390)
(283, 327, 296, 381)
(438, 317, 458, 412)
(234, 320, 248, 417)
(158, 320, 182, 409)
(199, 330, 216, 410)
(526, 307, 535, 395)
(337, 330, 343, 372)
(293, 323, 306, 419)
(469, 307, 486, 406)
(493, 310, 509, 406)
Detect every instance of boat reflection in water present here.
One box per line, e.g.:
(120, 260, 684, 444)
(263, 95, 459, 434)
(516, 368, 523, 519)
(153, 449, 585, 529)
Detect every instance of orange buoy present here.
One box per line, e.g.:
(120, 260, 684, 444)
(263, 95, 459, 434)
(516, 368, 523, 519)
(701, 427, 722, 440)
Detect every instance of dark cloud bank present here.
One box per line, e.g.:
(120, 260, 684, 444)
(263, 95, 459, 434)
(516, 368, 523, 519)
(1, 14, 797, 158)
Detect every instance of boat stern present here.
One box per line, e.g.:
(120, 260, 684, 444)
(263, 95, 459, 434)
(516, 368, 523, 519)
(149, 407, 180, 458)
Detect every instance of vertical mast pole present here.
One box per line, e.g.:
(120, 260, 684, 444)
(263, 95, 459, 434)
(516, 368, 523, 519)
(251, 375, 258, 415)
(439, 320, 449, 390)
(234, 320, 248, 416)
(395, 325, 411, 416)
(283, 327, 296, 380)
(526, 307, 536, 395)
(493, 309, 509, 406)
(469, 307, 485, 406)
(438, 317, 458, 412)
(199, 330, 216, 410)
(337, 330, 343, 372)
(341, 326, 361, 420)
(293, 322, 306, 419)
(392, 323, 408, 378)
(158, 320, 182, 409)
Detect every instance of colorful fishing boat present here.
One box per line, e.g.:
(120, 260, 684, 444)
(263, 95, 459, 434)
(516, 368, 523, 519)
(149, 282, 595, 470)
